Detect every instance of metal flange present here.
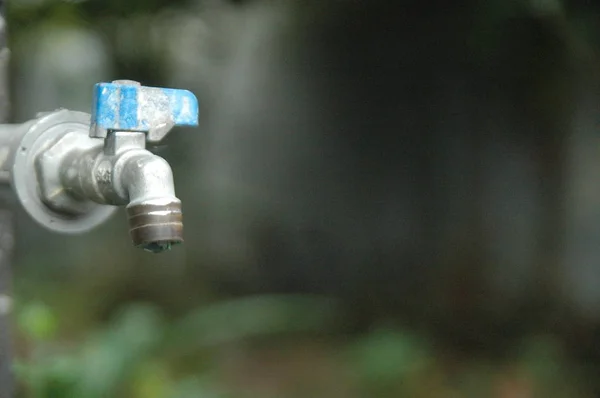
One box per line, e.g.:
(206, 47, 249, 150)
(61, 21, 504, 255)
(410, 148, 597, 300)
(12, 110, 117, 234)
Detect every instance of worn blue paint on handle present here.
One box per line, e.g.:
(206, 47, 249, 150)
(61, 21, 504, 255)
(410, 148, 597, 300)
(91, 82, 199, 132)
(119, 85, 139, 130)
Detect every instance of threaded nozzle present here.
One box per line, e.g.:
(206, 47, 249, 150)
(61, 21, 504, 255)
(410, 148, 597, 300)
(127, 201, 183, 253)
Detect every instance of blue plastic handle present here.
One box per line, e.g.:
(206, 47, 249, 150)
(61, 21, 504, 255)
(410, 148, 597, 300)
(91, 82, 199, 133)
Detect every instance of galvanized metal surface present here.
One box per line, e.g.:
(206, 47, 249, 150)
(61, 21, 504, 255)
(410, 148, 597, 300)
(6, 107, 184, 248)
(11, 110, 117, 234)
(0, 123, 23, 184)
(4, 106, 184, 251)
(61, 131, 183, 251)
(0, 80, 196, 259)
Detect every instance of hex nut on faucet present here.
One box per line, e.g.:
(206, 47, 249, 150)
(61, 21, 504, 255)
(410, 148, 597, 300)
(0, 81, 199, 252)
(11, 110, 117, 234)
(35, 131, 103, 215)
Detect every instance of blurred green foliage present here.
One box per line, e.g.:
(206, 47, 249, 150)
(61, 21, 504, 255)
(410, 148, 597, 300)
(17, 303, 58, 342)
(14, 296, 337, 398)
(13, 297, 595, 398)
(345, 328, 433, 396)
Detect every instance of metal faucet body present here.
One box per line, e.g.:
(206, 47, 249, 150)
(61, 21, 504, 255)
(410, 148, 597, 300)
(57, 130, 183, 252)
(0, 81, 198, 252)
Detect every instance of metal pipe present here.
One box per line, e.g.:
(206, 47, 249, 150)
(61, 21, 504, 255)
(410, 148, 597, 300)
(0, 123, 29, 182)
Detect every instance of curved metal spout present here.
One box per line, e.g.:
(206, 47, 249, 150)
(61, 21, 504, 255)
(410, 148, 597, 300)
(59, 132, 183, 252)
(119, 152, 183, 252)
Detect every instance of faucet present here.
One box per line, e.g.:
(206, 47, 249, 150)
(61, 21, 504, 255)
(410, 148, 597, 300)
(0, 80, 199, 252)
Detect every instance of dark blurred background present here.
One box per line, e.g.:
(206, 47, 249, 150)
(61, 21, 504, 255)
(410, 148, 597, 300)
(6, 0, 600, 396)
